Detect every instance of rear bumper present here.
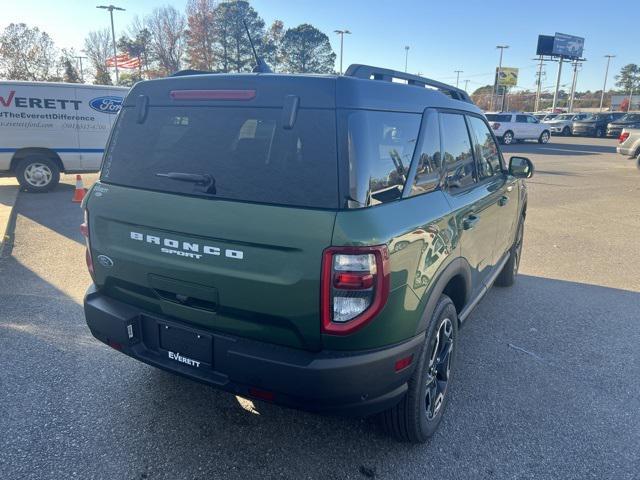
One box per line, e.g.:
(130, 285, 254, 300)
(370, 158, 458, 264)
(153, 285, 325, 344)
(616, 146, 635, 157)
(84, 285, 424, 416)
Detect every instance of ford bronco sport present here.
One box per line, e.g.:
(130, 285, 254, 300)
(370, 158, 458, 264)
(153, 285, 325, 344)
(82, 64, 533, 443)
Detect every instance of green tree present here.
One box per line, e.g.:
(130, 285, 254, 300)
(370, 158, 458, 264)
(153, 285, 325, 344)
(212, 0, 265, 73)
(118, 28, 151, 78)
(185, 0, 217, 71)
(94, 64, 113, 85)
(62, 58, 81, 83)
(0, 23, 58, 80)
(280, 24, 336, 74)
(117, 72, 142, 87)
(615, 64, 640, 94)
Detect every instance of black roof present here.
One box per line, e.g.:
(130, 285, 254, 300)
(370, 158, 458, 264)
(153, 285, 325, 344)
(126, 64, 481, 115)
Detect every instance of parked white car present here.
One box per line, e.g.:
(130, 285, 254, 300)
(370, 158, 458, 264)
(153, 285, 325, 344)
(0, 81, 128, 192)
(542, 113, 589, 136)
(485, 112, 551, 145)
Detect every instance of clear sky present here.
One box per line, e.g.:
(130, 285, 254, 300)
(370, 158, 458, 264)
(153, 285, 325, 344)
(3, 0, 639, 93)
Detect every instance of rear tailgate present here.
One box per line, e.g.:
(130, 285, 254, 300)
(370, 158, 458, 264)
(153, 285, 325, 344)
(88, 186, 335, 351)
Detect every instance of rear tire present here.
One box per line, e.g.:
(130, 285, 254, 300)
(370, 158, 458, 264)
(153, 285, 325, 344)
(538, 131, 550, 144)
(380, 295, 458, 443)
(15, 156, 60, 192)
(496, 215, 525, 287)
(502, 131, 514, 145)
(595, 127, 604, 138)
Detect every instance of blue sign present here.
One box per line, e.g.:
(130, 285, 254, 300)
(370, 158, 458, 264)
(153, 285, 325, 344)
(89, 96, 123, 115)
(552, 33, 584, 59)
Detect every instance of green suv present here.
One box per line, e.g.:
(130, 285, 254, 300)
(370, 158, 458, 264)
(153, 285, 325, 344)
(82, 65, 533, 443)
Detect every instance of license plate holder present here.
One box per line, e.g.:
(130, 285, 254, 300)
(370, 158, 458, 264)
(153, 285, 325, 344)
(159, 323, 212, 365)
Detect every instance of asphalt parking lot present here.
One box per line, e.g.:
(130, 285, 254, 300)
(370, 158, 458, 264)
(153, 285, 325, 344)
(1, 136, 639, 479)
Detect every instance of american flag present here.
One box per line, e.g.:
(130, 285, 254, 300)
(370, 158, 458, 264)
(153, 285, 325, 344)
(105, 54, 141, 69)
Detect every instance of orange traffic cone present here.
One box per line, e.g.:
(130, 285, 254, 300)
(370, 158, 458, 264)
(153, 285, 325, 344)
(72, 174, 87, 203)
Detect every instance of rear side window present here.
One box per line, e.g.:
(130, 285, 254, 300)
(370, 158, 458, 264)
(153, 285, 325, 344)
(440, 113, 475, 192)
(346, 111, 421, 206)
(485, 114, 511, 123)
(516, 115, 528, 123)
(101, 107, 338, 208)
(410, 113, 441, 197)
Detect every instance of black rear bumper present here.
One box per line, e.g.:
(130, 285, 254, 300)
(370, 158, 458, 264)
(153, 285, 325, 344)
(84, 285, 424, 416)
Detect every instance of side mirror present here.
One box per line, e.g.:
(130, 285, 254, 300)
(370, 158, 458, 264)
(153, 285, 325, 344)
(509, 156, 534, 178)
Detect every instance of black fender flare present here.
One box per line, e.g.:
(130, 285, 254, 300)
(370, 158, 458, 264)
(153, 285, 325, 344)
(415, 257, 472, 333)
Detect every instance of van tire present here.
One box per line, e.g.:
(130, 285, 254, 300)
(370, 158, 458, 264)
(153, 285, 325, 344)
(15, 156, 60, 193)
(380, 295, 458, 443)
(495, 215, 525, 287)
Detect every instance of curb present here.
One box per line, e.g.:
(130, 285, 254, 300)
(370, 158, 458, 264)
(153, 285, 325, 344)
(0, 179, 19, 257)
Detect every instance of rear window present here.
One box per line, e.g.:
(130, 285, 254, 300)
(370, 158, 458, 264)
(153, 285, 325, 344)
(485, 114, 511, 122)
(101, 106, 338, 208)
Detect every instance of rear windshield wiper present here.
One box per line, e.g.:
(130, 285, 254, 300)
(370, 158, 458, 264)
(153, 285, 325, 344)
(156, 172, 216, 194)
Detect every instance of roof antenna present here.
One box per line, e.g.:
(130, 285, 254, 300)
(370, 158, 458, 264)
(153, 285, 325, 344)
(243, 19, 272, 73)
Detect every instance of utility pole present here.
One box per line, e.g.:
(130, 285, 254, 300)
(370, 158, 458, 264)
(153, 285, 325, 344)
(552, 55, 564, 111)
(73, 55, 88, 83)
(628, 78, 637, 112)
(97, 4, 125, 84)
(463, 79, 470, 92)
(534, 56, 545, 112)
(454, 70, 463, 88)
(599, 55, 615, 112)
(404, 46, 410, 73)
(334, 29, 351, 75)
(490, 45, 509, 111)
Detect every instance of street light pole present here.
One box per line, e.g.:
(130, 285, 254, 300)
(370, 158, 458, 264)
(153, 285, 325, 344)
(404, 46, 410, 73)
(334, 29, 351, 75)
(97, 4, 125, 84)
(599, 55, 615, 112)
(490, 45, 508, 111)
(454, 70, 463, 88)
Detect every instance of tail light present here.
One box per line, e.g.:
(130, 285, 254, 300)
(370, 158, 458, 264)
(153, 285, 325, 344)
(321, 246, 390, 335)
(619, 132, 630, 143)
(80, 209, 95, 279)
(491, 122, 500, 130)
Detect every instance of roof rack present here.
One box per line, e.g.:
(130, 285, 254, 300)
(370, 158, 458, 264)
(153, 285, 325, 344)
(344, 64, 473, 104)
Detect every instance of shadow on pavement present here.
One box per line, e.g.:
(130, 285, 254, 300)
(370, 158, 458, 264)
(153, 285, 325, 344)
(10, 182, 84, 247)
(503, 141, 616, 156)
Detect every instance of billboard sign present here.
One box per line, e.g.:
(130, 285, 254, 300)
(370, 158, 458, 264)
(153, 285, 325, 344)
(536, 35, 555, 56)
(552, 33, 584, 59)
(496, 67, 519, 86)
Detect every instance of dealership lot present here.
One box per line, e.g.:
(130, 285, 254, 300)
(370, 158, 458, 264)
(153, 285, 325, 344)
(0, 137, 638, 479)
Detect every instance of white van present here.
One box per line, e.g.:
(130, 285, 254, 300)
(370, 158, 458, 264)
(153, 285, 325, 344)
(0, 81, 128, 192)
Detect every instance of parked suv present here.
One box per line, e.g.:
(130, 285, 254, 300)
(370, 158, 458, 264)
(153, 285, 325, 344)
(485, 112, 550, 144)
(572, 112, 626, 137)
(82, 65, 533, 443)
(543, 112, 589, 135)
(607, 113, 640, 138)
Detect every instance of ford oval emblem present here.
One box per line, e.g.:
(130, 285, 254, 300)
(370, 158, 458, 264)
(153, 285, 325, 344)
(89, 96, 123, 115)
(97, 255, 114, 268)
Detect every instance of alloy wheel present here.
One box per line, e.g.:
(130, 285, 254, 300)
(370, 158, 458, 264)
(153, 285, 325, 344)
(425, 317, 454, 420)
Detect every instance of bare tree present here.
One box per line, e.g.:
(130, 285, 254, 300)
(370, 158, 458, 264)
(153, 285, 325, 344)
(0, 23, 58, 81)
(146, 5, 186, 75)
(85, 29, 113, 72)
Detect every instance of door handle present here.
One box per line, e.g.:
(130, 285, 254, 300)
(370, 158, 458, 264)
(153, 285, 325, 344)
(462, 214, 480, 230)
(498, 195, 509, 206)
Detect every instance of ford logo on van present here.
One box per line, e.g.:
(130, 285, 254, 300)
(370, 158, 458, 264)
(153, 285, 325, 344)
(89, 96, 123, 115)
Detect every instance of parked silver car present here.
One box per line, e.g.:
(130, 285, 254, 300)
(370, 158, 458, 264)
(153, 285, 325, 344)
(617, 128, 640, 169)
(543, 113, 589, 136)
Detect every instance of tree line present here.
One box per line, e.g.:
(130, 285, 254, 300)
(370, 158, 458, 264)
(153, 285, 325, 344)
(0, 0, 336, 86)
